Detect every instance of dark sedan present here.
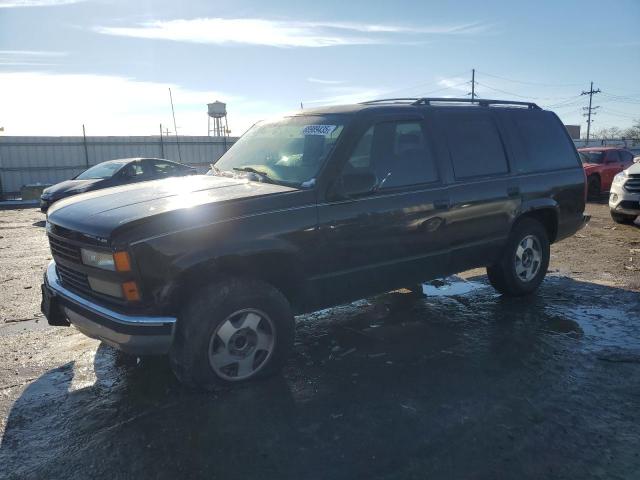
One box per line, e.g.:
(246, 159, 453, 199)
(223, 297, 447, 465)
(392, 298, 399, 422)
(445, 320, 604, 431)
(40, 157, 196, 212)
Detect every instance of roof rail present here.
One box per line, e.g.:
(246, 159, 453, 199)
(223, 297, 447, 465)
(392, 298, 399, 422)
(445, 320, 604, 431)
(412, 97, 540, 109)
(359, 97, 540, 109)
(359, 98, 421, 105)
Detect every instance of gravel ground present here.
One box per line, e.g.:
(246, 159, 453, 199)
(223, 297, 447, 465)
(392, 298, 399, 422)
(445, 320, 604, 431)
(0, 203, 639, 479)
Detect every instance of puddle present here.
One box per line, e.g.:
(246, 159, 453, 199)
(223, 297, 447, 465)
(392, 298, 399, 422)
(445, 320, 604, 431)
(547, 305, 640, 350)
(421, 276, 489, 297)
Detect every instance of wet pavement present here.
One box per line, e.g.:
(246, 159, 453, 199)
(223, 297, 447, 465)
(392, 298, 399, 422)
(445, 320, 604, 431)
(1, 274, 639, 479)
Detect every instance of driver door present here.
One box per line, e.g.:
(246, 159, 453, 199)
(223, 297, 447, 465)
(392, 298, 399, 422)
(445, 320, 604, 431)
(312, 116, 450, 306)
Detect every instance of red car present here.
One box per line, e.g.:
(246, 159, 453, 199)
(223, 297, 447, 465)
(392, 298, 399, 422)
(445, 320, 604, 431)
(578, 147, 635, 198)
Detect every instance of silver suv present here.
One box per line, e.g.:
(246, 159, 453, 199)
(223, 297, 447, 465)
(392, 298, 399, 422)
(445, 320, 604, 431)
(609, 162, 640, 224)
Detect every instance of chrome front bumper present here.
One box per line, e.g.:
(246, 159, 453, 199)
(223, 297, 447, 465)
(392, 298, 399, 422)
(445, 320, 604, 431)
(43, 261, 176, 355)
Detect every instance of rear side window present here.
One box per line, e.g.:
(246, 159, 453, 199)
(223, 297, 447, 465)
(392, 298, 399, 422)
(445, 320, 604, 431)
(511, 110, 578, 173)
(440, 111, 508, 179)
(620, 151, 634, 165)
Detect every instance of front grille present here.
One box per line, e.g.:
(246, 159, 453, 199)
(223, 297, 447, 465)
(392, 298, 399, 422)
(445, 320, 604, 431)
(624, 177, 640, 193)
(56, 263, 92, 296)
(619, 200, 640, 210)
(48, 235, 81, 263)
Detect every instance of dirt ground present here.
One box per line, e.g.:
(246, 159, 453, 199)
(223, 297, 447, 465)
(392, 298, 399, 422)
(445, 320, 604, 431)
(0, 204, 639, 479)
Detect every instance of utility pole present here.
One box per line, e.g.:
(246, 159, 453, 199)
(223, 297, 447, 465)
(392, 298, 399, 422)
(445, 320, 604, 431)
(471, 68, 476, 101)
(581, 81, 601, 142)
(168, 88, 183, 163)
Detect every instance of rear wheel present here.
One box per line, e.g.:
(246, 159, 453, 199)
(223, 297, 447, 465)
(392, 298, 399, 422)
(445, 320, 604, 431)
(587, 175, 601, 199)
(610, 211, 638, 224)
(170, 278, 295, 390)
(487, 218, 550, 297)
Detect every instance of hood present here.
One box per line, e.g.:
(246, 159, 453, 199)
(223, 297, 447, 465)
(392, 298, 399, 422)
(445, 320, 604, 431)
(624, 162, 640, 175)
(47, 175, 297, 239)
(44, 178, 104, 197)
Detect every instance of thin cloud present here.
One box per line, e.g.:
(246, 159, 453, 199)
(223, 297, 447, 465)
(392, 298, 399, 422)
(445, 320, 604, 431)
(94, 18, 493, 48)
(307, 77, 346, 85)
(303, 85, 388, 105)
(437, 77, 469, 92)
(0, 0, 86, 7)
(0, 50, 68, 56)
(0, 50, 68, 67)
(0, 71, 279, 136)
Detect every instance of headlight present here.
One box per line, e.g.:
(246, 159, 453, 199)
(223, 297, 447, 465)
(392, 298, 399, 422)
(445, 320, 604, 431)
(80, 249, 132, 272)
(81, 249, 115, 270)
(612, 172, 627, 186)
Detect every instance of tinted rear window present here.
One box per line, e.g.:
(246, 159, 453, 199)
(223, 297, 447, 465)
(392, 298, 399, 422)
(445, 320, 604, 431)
(440, 111, 509, 179)
(511, 110, 578, 173)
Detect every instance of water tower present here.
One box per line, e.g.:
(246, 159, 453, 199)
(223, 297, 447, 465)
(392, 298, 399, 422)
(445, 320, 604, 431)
(207, 101, 229, 137)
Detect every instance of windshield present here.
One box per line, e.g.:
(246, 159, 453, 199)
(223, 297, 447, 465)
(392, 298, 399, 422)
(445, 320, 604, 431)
(580, 151, 604, 164)
(211, 115, 346, 186)
(76, 162, 124, 180)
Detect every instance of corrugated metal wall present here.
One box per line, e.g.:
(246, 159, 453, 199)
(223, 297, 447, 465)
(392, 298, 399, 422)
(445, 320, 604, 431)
(0, 135, 237, 196)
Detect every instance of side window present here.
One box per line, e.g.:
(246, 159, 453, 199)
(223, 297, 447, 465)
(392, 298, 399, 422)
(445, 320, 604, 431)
(441, 112, 508, 179)
(122, 162, 146, 178)
(620, 151, 633, 165)
(607, 151, 620, 163)
(150, 160, 180, 177)
(511, 110, 579, 173)
(344, 121, 438, 189)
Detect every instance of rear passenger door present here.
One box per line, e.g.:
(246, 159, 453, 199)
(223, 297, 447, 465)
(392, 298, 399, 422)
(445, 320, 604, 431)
(314, 116, 450, 305)
(433, 109, 517, 271)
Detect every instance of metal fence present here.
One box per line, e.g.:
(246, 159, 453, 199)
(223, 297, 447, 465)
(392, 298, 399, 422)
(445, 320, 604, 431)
(573, 138, 640, 149)
(0, 135, 237, 197)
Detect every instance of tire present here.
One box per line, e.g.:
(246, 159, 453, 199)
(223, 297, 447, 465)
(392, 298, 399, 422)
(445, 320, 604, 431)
(610, 211, 638, 224)
(587, 175, 601, 199)
(169, 277, 295, 390)
(487, 218, 550, 297)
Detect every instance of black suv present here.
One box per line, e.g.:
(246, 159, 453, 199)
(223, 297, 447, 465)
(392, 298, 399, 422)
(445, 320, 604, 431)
(41, 98, 588, 389)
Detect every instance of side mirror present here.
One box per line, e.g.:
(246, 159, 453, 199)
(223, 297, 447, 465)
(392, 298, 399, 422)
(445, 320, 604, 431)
(330, 171, 377, 200)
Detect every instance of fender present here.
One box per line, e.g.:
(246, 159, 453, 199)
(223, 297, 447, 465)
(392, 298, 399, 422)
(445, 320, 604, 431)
(512, 198, 560, 242)
(517, 197, 560, 218)
(133, 223, 313, 313)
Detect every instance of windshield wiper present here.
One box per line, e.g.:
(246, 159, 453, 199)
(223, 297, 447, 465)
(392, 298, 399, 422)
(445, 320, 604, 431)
(232, 167, 272, 182)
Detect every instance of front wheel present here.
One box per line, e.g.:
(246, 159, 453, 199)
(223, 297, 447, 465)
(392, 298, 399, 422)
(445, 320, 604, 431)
(487, 218, 550, 296)
(170, 278, 295, 390)
(587, 175, 601, 199)
(610, 211, 637, 224)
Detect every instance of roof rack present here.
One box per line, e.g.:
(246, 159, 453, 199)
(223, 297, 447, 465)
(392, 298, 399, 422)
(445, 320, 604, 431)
(359, 98, 422, 105)
(360, 97, 540, 109)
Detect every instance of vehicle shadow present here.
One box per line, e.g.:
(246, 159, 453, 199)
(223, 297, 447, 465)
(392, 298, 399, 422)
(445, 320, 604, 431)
(32, 220, 46, 228)
(1, 275, 639, 480)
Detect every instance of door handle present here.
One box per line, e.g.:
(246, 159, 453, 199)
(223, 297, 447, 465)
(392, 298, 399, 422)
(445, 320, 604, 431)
(507, 186, 520, 197)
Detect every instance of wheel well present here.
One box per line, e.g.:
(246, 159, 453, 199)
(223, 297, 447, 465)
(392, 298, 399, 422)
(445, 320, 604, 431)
(516, 209, 558, 243)
(175, 253, 306, 311)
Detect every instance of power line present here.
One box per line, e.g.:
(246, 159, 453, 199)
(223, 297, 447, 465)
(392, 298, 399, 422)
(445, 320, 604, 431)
(581, 81, 601, 142)
(474, 70, 583, 88)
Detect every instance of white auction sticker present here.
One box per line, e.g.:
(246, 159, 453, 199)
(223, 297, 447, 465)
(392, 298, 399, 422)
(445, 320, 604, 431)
(303, 125, 337, 136)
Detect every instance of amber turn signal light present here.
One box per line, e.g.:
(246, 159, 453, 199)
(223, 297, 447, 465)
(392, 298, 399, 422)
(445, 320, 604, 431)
(121, 281, 141, 302)
(113, 251, 132, 272)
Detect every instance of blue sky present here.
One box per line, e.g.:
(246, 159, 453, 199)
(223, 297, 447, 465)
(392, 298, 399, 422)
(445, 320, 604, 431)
(0, 0, 638, 136)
